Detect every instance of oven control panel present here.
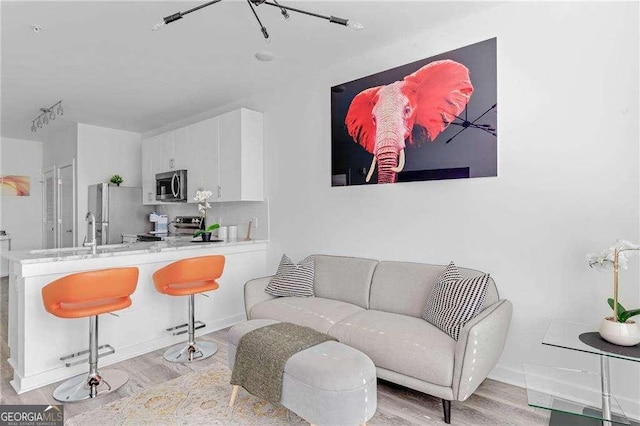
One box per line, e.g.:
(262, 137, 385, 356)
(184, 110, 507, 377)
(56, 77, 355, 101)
(174, 216, 202, 228)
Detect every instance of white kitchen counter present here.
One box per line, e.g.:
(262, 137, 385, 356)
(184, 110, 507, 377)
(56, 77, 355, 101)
(6, 239, 268, 394)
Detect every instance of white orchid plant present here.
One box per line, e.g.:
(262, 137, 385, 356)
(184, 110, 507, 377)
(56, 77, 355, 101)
(587, 239, 640, 323)
(193, 190, 219, 237)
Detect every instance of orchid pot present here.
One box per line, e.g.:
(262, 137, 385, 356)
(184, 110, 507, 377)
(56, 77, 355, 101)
(588, 240, 640, 346)
(599, 317, 640, 346)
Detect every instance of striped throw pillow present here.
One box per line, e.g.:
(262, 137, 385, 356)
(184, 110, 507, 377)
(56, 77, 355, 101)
(423, 262, 489, 341)
(264, 255, 315, 297)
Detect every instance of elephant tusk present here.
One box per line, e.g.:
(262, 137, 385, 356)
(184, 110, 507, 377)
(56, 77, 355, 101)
(365, 156, 376, 182)
(390, 149, 405, 173)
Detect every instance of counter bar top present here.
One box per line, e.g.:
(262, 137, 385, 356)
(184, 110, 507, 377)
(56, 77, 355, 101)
(5, 239, 268, 265)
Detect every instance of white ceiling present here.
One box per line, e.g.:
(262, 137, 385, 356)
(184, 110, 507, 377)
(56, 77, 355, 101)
(1, 1, 494, 141)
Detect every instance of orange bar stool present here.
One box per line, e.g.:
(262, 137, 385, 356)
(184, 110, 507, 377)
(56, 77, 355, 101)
(41, 267, 139, 402)
(153, 255, 225, 362)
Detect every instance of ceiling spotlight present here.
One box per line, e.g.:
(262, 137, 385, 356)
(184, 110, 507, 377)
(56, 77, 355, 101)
(32, 25, 42, 34)
(152, 0, 363, 41)
(29, 100, 64, 132)
(255, 50, 275, 62)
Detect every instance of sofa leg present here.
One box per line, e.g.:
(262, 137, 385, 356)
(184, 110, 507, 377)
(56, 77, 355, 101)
(442, 399, 451, 424)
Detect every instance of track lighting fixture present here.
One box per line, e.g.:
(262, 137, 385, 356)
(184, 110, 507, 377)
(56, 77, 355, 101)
(152, 0, 363, 42)
(30, 100, 63, 132)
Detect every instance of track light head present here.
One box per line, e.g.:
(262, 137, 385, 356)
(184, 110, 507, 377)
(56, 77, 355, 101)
(57, 104, 63, 115)
(31, 122, 37, 132)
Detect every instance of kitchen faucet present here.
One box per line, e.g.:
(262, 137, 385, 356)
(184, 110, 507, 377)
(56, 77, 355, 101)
(84, 211, 97, 255)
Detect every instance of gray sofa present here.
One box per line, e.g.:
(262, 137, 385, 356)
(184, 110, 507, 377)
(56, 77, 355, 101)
(243, 255, 513, 424)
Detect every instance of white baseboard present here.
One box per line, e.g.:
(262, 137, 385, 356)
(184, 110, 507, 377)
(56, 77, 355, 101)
(489, 365, 640, 422)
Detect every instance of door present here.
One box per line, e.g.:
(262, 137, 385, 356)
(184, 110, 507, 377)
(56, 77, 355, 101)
(58, 162, 76, 247)
(42, 167, 56, 249)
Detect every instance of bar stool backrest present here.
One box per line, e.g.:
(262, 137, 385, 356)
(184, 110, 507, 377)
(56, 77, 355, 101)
(153, 255, 225, 294)
(42, 267, 139, 318)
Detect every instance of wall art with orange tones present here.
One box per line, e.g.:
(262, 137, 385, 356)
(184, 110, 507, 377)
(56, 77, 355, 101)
(1, 175, 30, 196)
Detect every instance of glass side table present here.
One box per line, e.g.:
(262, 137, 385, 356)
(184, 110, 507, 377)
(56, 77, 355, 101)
(524, 320, 640, 426)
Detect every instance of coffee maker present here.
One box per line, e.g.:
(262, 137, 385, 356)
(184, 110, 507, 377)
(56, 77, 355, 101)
(149, 213, 168, 235)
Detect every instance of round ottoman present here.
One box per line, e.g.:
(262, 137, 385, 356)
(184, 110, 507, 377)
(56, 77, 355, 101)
(227, 319, 377, 426)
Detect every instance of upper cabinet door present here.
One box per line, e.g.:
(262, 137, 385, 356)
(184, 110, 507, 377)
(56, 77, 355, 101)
(218, 108, 264, 202)
(186, 116, 219, 202)
(172, 127, 188, 171)
(151, 131, 174, 175)
(141, 136, 157, 205)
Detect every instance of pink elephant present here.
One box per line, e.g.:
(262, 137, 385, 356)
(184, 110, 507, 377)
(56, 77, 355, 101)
(345, 60, 474, 184)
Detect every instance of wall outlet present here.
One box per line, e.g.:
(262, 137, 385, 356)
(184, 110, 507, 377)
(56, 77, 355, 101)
(252, 217, 258, 228)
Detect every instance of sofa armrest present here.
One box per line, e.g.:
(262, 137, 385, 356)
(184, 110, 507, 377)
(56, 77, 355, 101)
(244, 276, 276, 319)
(452, 299, 513, 401)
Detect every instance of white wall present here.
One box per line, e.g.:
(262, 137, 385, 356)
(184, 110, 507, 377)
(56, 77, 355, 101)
(0, 137, 43, 251)
(42, 121, 78, 170)
(76, 124, 142, 244)
(140, 1, 640, 416)
(254, 1, 640, 416)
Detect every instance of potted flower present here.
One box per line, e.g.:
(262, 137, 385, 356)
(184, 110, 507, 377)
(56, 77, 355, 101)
(588, 240, 640, 346)
(193, 189, 220, 241)
(109, 174, 124, 186)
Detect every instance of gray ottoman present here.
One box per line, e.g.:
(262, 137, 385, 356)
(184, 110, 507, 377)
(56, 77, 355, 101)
(227, 319, 377, 426)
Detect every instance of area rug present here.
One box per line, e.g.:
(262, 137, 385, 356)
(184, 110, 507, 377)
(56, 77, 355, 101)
(66, 363, 305, 425)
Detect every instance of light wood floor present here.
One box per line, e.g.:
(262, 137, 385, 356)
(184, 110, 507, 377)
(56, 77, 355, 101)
(0, 278, 548, 424)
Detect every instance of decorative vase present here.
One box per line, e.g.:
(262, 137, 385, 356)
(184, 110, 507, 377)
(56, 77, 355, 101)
(599, 317, 640, 346)
(201, 232, 212, 242)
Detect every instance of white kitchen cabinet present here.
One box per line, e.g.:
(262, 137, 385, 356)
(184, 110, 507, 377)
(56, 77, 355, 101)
(151, 131, 174, 175)
(141, 108, 263, 205)
(141, 135, 157, 205)
(172, 127, 188, 171)
(218, 108, 264, 202)
(186, 116, 219, 202)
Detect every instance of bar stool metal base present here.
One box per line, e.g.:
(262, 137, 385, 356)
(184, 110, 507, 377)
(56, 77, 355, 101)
(52, 369, 129, 402)
(163, 341, 217, 363)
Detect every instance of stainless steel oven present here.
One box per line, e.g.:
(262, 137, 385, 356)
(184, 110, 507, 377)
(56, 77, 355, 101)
(156, 170, 187, 202)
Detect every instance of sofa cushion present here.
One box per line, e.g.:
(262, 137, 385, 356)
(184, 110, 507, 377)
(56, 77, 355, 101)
(369, 261, 444, 318)
(328, 310, 456, 387)
(423, 262, 490, 340)
(265, 254, 315, 297)
(249, 297, 364, 334)
(312, 255, 379, 309)
(369, 261, 500, 317)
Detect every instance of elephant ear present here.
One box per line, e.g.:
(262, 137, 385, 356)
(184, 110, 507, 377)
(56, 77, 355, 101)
(403, 59, 474, 144)
(345, 86, 381, 153)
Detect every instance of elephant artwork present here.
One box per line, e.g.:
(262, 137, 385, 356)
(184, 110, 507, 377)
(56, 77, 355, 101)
(345, 60, 474, 184)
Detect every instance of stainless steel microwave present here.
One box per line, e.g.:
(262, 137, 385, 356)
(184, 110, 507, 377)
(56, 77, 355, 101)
(156, 170, 187, 202)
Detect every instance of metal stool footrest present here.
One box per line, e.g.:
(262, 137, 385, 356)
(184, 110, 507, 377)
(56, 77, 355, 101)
(167, 320, 206, 336)
(60, 344, 115, 368)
